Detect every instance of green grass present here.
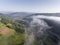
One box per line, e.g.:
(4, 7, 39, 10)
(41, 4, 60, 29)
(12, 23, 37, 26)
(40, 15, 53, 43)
(0, 22, 6, 28)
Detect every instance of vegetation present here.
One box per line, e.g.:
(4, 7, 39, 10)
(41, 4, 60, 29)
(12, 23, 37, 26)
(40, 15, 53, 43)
(0, 16, 26, 45)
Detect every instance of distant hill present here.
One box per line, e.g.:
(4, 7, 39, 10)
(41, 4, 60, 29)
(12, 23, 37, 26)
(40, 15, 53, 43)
(0, 12, 60, 21)
(0, 12, 33, 20)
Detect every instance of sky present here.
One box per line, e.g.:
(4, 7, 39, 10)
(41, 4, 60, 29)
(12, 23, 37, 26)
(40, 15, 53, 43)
(0, 0, 60, 13)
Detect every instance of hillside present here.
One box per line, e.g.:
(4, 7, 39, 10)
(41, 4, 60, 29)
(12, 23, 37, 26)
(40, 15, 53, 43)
(0, 22, 15, 36)
(0, 17, 26, 45)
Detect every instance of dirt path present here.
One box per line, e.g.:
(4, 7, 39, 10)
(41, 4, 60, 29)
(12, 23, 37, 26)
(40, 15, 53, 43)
(0, 27, 14, 36)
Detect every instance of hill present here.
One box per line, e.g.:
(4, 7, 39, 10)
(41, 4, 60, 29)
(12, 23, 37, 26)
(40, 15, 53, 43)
(0, 16, 26, 45)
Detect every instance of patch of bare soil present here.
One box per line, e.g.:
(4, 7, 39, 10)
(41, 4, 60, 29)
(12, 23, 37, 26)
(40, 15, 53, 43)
(0, 27, 14, 36)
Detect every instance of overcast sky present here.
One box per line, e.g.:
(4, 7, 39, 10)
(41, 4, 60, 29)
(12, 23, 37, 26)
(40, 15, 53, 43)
(0, 0, 60, 13)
